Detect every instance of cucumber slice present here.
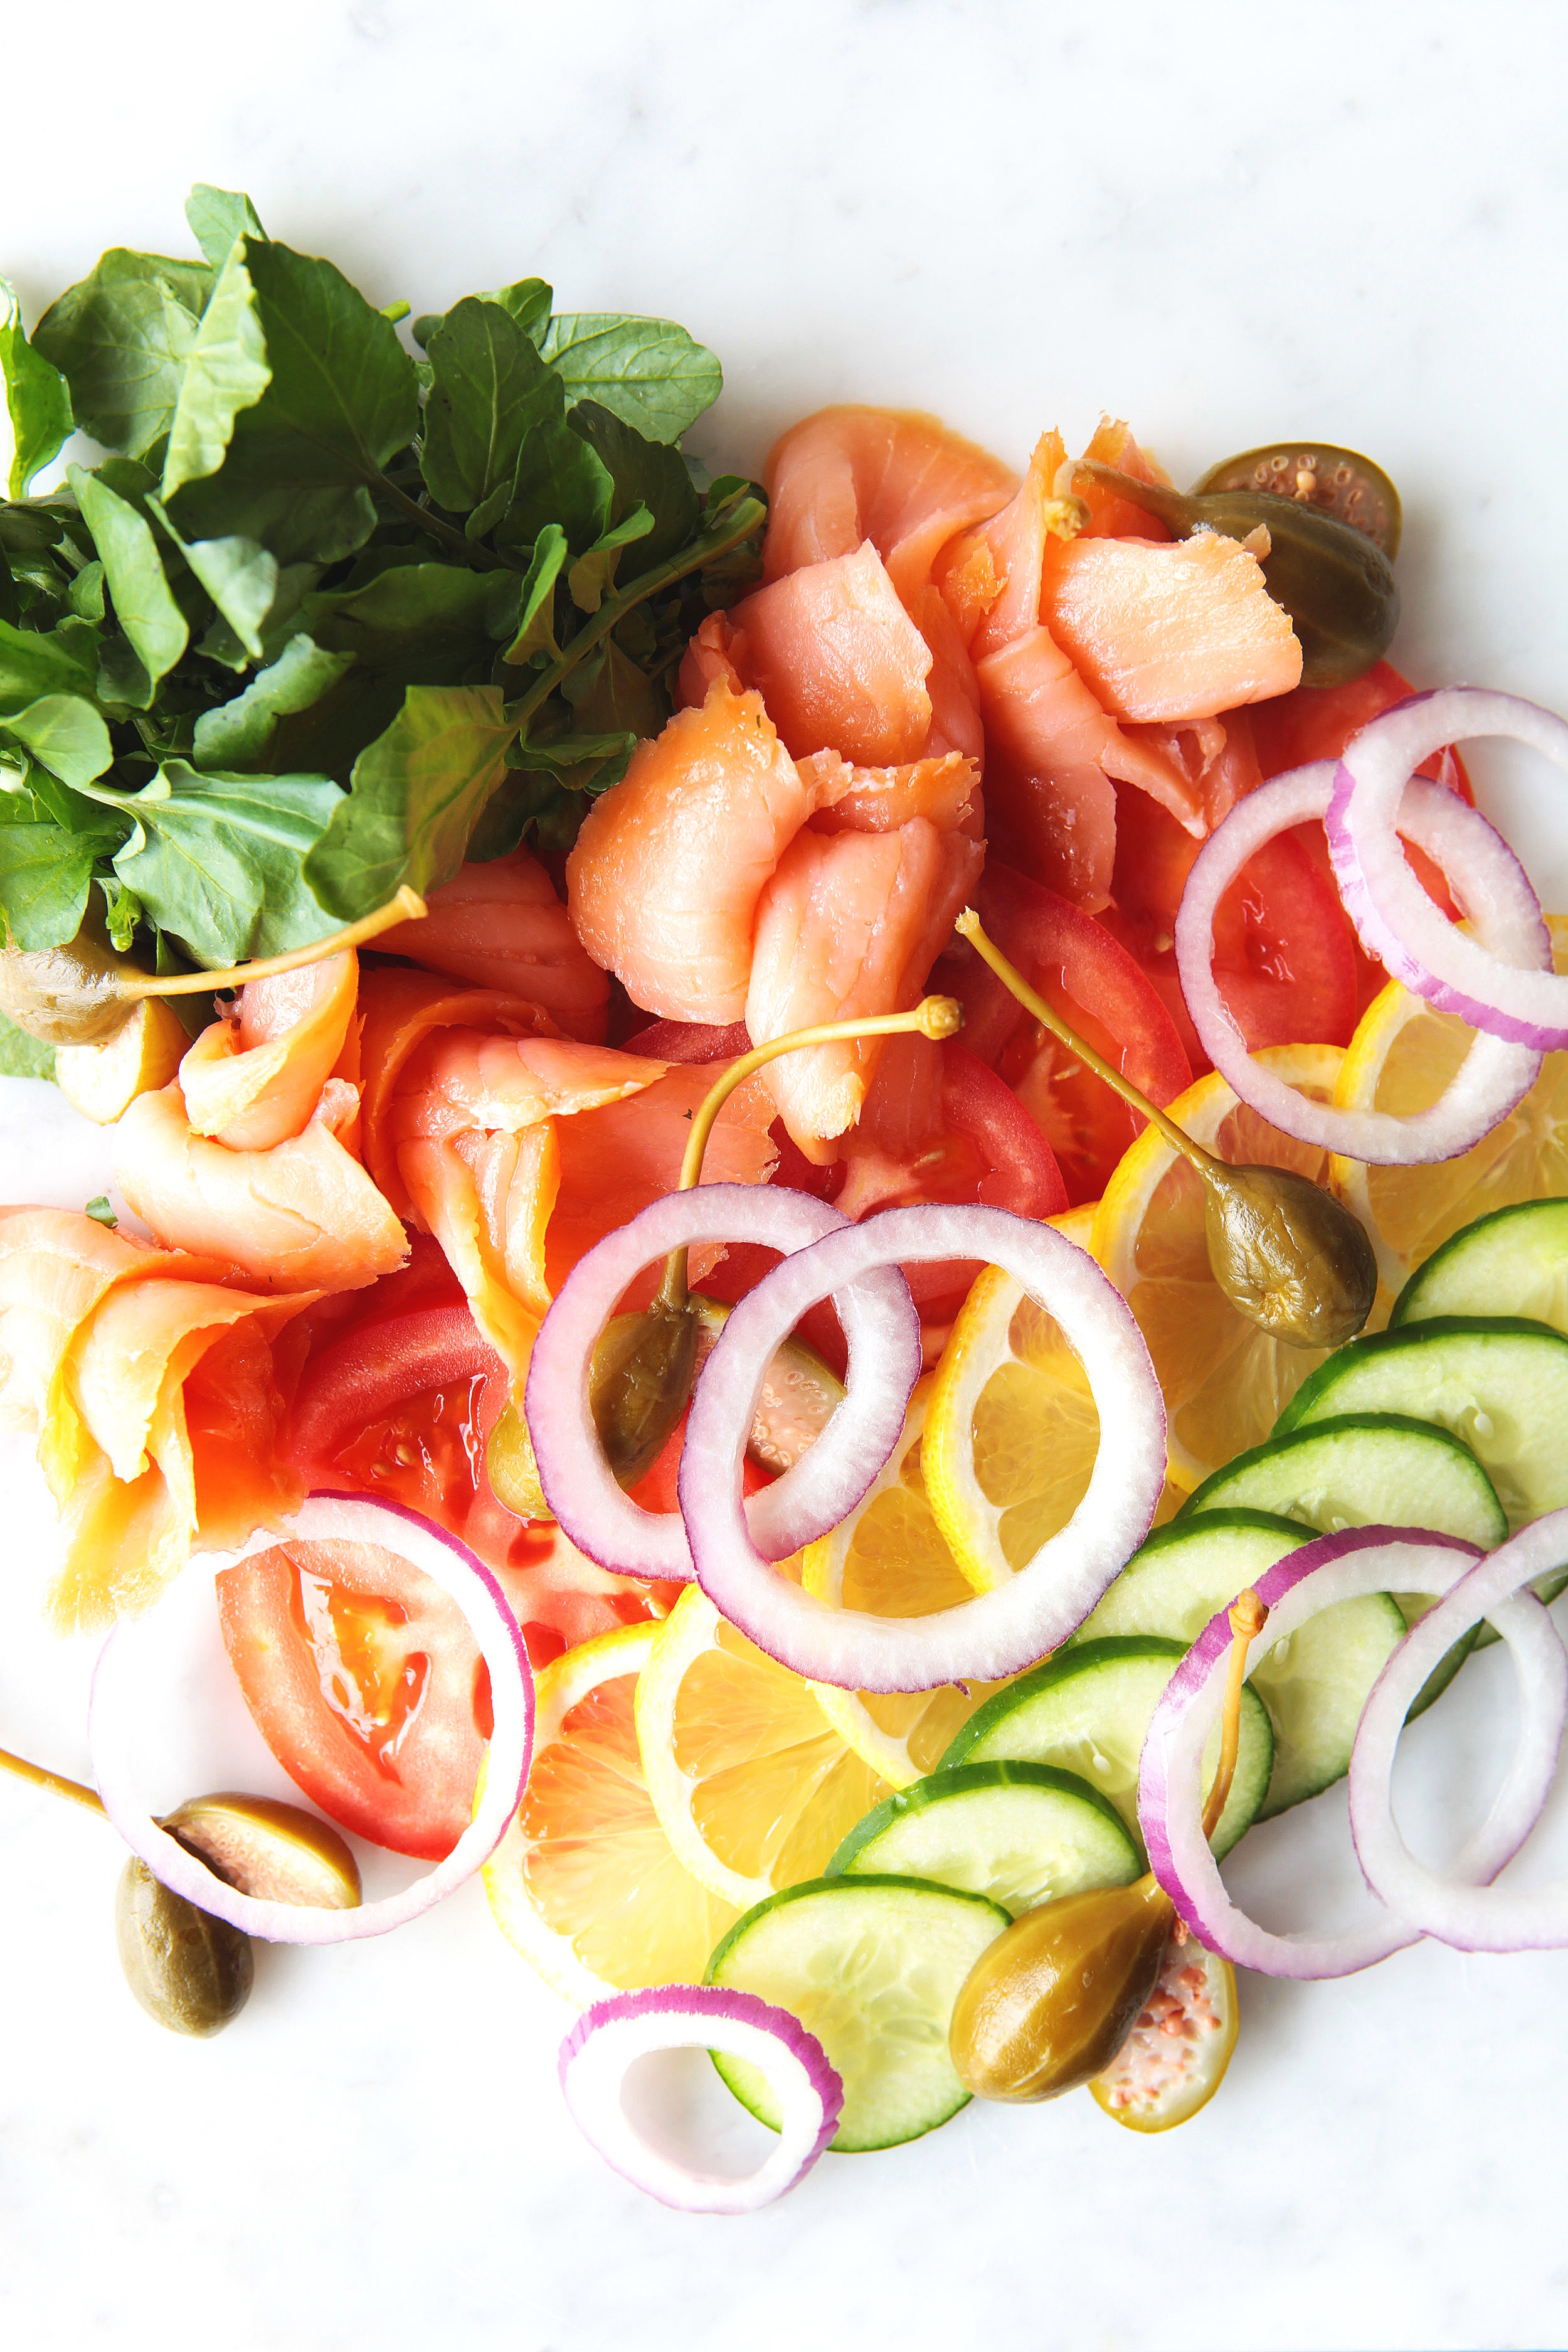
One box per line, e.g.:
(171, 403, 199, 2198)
(1072, 1509, 1405, 1818)
(1178, 1415, 1507, 1711)
(938, 1637, 1273, 1860)
(1178, 1413, 1507, 1549)
(1274, 1318, 1568, 1532)
(704, 1875, 1009, 2152)
(827, 1762, 1142, 1915)
(1391, 1200, 1568, 1336)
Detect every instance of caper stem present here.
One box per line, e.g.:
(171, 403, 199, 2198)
(115, 885, 428, 1001)
(1200, 1588, 1269, 1843)
(1054, 458, 1197, 538)
(0, 1742, 107, 1818)
(655, 993, 965, 1311)
(955, 908, 1224, 1184)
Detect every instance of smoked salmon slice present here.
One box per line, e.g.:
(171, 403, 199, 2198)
(566, 680, 813, 1023)
(114, 1082, 408, 1294)
(762, 406, 1017, 601)
(0, 1206, 162, 1433)
(727, 544, 935, 768)
(1039, 531, 1302, 721)
(178, 952, 359, 1152)
(375, 847, 611, 1043)
(744, 817, 983, 1157)
(799, 748, 982, 838)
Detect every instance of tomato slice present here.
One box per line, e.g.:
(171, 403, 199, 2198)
(951, 861, 1192, 1202)
(217, 1535, 491, 1861)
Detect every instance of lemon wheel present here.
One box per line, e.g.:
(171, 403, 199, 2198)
(481, 1621, 736, 2004)
(1331, 916, 1568, 1306)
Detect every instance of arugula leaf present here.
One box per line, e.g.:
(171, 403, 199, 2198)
(66, 561, 106, 622)
(106, 759, 344, 964)
(510, 727, 635, 795)
(562, 636, 665, 740)
(34, 250, 208, 459)
(303, 683, 517, 915)
(100, 875, 144, 950)
(0, 281, 73, 497)
(420, 297, 548, 515)
(540, 313, 721, 444)
(566, 503, 654, 615)
(569, 399, 700, 572)
(147, 494, 277, 661)
(0, 817, 105, 949)
(0, 693, 113, 789)
(69, 465, 188, 685)
(0, 615, 98, 715)
(0, 1011, 55, 1080)
(502, 524, 568, 665)
(185, 184, 265, 268)
(489, 279, 552, 345)
(192, 634, 352, 770)
(160, 239, 270, 497)
(300, 561, 519, 677)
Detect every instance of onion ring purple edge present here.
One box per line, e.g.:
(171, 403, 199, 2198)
(1173, 763, 1543, 1163)
(681, 1204, 1165, 1692)
(558, 1984, 842, 2214)
(524, 1184, 918, 1580)
(1138, 1526, 1521, 1979)
(1348, 1511, 1568, 1951)
(88, 1493, 534, 1946)
(1327, 686, 1568, 1047)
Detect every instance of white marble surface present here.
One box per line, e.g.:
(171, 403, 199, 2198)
(4, 3, 1568, 2346)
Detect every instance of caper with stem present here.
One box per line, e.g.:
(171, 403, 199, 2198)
(1055, 454, 1401, 688)
(0, 1741, 360, 2036)
(948, 1588, 1268, 2104)
(955, 908, 1377, 1348)
(0, 884, 428, 1049)
(487, 992, 964, 1513)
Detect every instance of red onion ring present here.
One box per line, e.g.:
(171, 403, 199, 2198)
(1138, 1526, 1562, 1978)
(558, 1984, 842, 2213)
(88, 1495, 534, 1945)
(526, 1184, 920, 1580)
(1327, 688, 1568, 1048)
(680, 1205, 1166, 1691)
(1348, 1511, 1568, 1950)
(1173, 760, 1545, 1162)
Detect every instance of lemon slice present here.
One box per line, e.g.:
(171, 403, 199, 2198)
(482, 1620, 736, 2004)
(921, 1203, 1182, 1590)
(635, 1583, 889, 1908)
(1330, 915, 1568, 1307)
(1091, 1045, 1347, 1492)
(801, 1376, 1018, 1787)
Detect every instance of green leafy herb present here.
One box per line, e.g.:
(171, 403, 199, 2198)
(0, 281, 73, 498)
(84, 1195, 119, 1225)
(0, 186, 761, 1073)
(0, 1011, 55, 1079)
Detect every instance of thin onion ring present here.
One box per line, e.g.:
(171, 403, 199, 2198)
(1348, 1511, 1568, 1950)
(1173, 761, 1544, 1162)
(1139, 1526, 1562, 1978)
(89, 1495, 534, 1945)
(526, 1184, 919, 1580)
(1327, 687, 1568, 1047)
(558, 1984, 842, 2213)
(681, 1204, 1165, 1691)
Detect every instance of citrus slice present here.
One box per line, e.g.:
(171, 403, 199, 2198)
(635, 1583, 889, 1908)
(1091, 1045, 1348, 1491)
(1330, 915, 1568, 1306)
(921, 1203, 1184, 1588)
(482, 1621, 736, 2004)
(800, 1376, 1019, 1787)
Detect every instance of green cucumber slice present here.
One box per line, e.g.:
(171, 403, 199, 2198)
(1072, 1509, 1405, 1818)
(937, 1636, 1273, 1860)
(1391, 1200, 1568, 1336)
(704, 1875, 1008, 2152)
(826, 1762, 1142, 1915)
(1177, 1413, 1507, 1548)
(1274, 1318, 1568, 1532)
(1178, 1415, 1507, 1710)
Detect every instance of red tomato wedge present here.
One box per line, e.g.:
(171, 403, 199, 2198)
(951, 863, 1192, 1203)
(217, 1535, 491, 1861)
